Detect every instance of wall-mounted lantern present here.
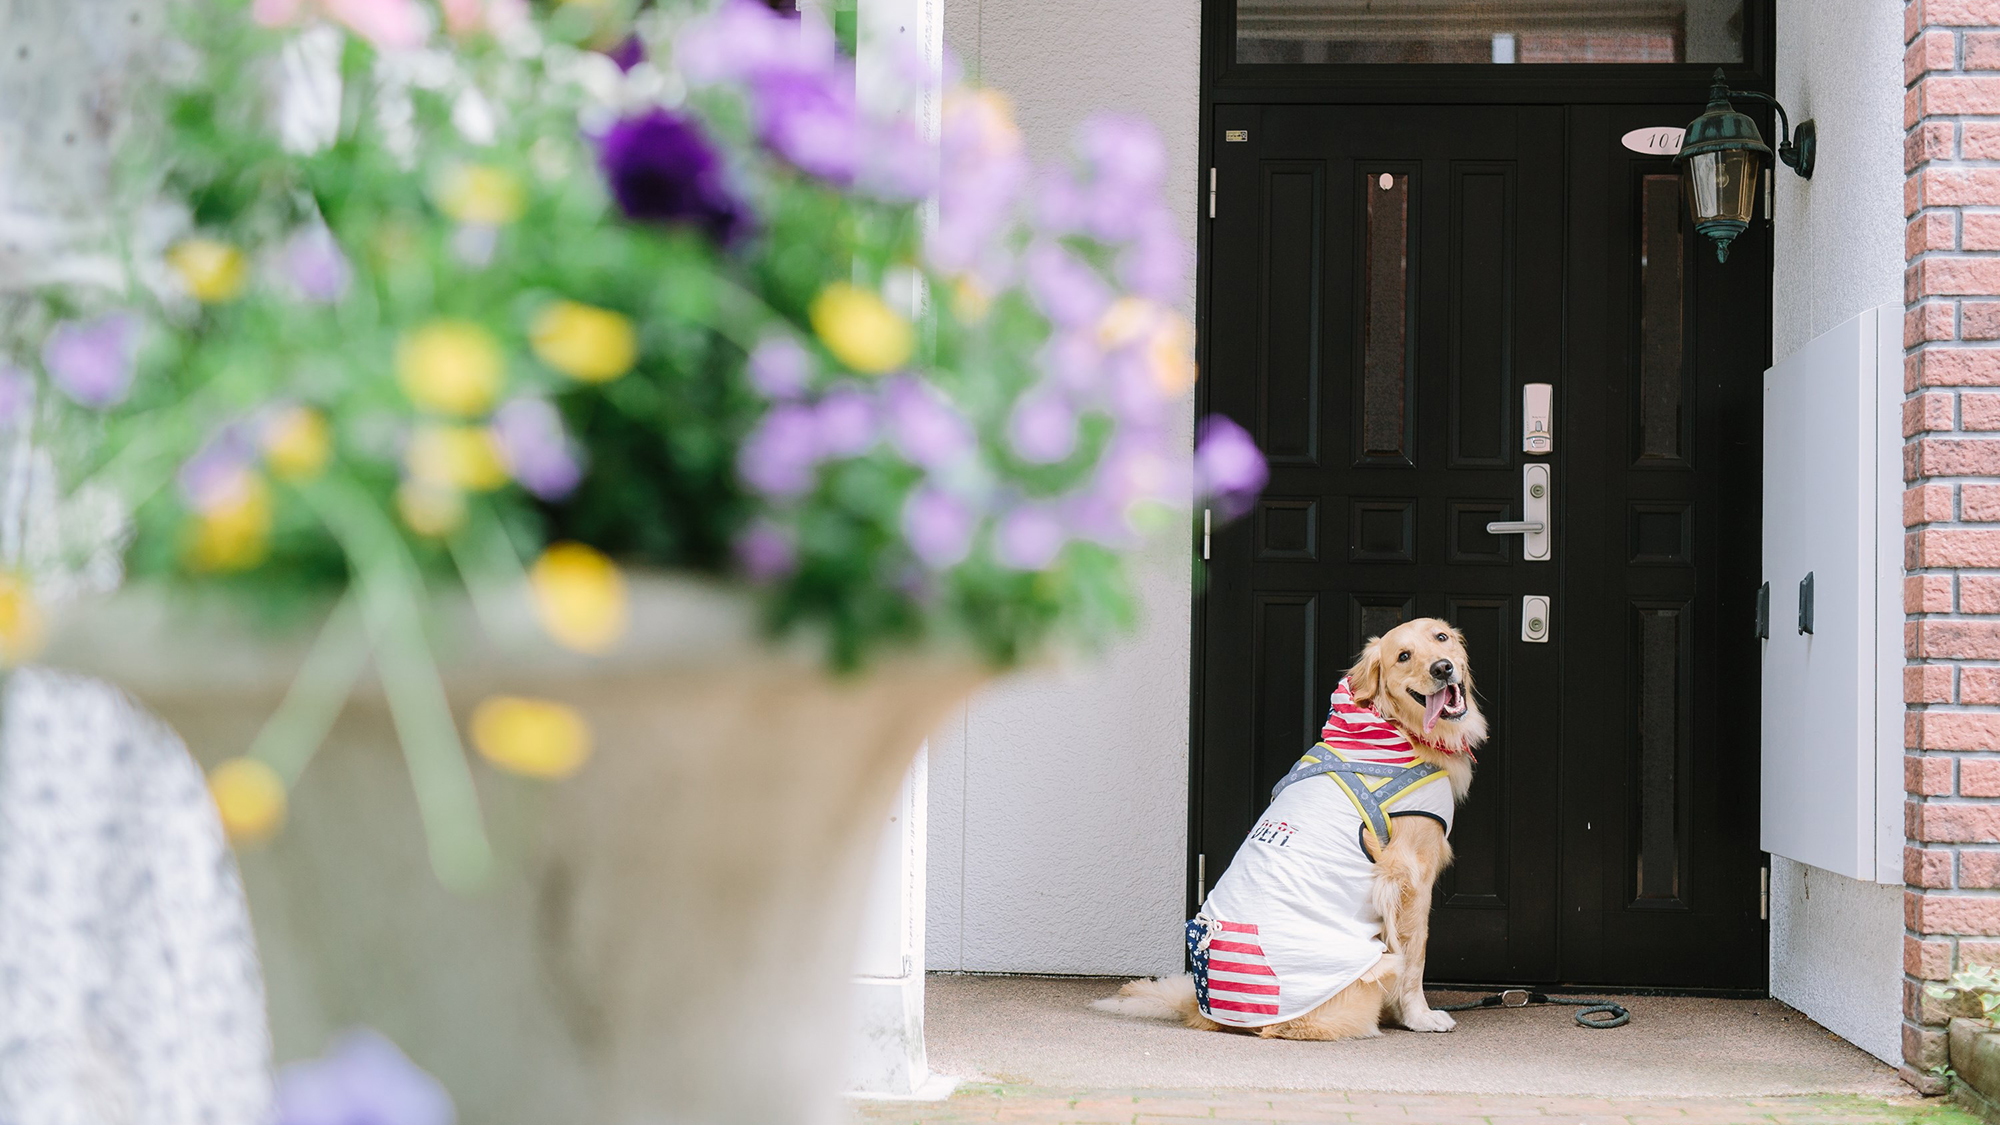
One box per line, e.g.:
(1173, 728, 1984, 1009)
(1676, 68, 1816, 262)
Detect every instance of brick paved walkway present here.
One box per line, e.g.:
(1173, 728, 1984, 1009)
(849, 1085, 1983, 1125)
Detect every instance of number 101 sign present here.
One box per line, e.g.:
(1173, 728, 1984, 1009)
(1621, 126, 1686, 155)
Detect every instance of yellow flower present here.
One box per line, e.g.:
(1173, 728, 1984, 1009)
(209, 757, 287, 845)
(1096, 298, 1197, 397)
(530, 300, 637, 383)
(186, 474, 273, 572)
(167, 238, 247, 303)
(470, 695, 593, 779)
(396, 320, 504, 416)
(1146, 315, 1197, 396)
(529, 541, 627, 654)
(396, 480, 467, 538)
(262, 406, 332, 480)
(0, 572, 46, 665)
(434, 164, 526, 226)
(406, 424, 509, 492)
(950, 276, 992, 323)
(1096, 296, 1159, 350)
(809, 283, 914, 375)
(942, 88, 1023, 160)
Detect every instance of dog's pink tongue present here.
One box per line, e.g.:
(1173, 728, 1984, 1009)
(1424, 688, 1448, 732)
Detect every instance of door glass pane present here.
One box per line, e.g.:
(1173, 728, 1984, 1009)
(1638, 174, 1684, 460)
(1237, 0, 1745, 65)
(1361, 171, 1412, 460)
(1634, 605, 1685, 905)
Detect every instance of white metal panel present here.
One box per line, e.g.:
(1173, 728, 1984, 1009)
(1760, 307, 1883, 880)
(1873, 305, 1904, 884)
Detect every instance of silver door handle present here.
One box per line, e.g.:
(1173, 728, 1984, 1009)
(1499, 464, 1551, 561)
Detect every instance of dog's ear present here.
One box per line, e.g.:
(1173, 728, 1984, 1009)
(1347, 636, 1383, 705)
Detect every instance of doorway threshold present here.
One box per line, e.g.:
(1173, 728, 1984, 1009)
(917, 973, 1902, 1099)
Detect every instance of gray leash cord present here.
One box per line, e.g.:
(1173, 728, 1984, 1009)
(1433, 988, 1631, 1029)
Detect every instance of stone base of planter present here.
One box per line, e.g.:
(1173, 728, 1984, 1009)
(1952, 1018, 2000, 1121)
(46, 576, 991, 1125)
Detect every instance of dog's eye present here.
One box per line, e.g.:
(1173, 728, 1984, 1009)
(1435, 632, 1448, 642)
(1397, 651, 1410, 662)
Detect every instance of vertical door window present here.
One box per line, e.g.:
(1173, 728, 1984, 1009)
(1359, 170, 1415, 464)
(1637, 174, 1685, 462)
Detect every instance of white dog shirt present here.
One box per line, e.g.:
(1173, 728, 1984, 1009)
(1191, 677, 1457, 1028)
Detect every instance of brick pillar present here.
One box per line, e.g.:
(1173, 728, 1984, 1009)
(1903, 0, 2000, 1093)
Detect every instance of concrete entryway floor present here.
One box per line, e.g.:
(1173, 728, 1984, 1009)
(848, 975, 1958, 1125)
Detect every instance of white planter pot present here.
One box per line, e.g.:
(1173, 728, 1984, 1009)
(45, 575, 987, 1125)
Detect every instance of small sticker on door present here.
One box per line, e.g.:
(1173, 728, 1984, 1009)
(1225, 130, 1249, 142)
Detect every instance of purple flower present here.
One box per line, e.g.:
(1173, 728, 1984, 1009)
(859, 119, 937, 201)
(178, 425, 257, 513)
(596, 108, 746, 244)
(274, 1029, 454, 1125)
(1007, 391, 1077, 464)
(734, 519, 797, 582)
(1023, 242, 1110, 329)
(1195, 414, 1268, 519)
(675, 0, 837, 88)
(1033, 169, 1093, 238)
(282, 228, 352, 303)
(1092, 438, 1190, 514)
(606, 34, 644, 72)
(737, 403, 822, 498)
(1039, 331, 1101, 393)
(1118, 207, 1188, 300)
(491, 398, 584, 500)
(1105, 350, 1169, 430)
(814, 384, 877, 458)
(902, 485, 975, 569)
(883, 376, 973, 471)
(42, 313, 138, 408)
(1078, 112, 1167, 190)
(754, 69, 861, 183)
(0, 364, 33, 428)
(929, 94, 1028, 277)
(747, 336, 813, 399)
(1037, 114, 1172, 245)
(996, 504, 1065, 570)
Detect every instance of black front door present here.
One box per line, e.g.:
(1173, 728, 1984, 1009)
(1195, 102, 1767, 990)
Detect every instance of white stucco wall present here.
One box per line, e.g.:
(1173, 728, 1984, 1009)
(1767, 0, 1906, 1067)
(925, 0, 1200, 975)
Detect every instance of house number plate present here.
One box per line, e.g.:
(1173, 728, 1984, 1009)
(1225, 130, 1249, 142)
(1620, 126, 1685, 155)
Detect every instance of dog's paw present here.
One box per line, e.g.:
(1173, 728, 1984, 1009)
(1399, 1006, 1456, 1033)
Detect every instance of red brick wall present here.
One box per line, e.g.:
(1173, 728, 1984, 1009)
(1903, 0, 2000, 1087)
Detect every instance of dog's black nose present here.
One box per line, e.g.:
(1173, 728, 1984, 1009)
(1430, 659, 1455, 683)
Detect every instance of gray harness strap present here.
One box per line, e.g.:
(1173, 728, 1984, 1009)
(1270, 744, 1443, 843)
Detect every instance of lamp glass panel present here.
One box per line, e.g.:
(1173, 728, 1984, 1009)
(1683, 149, 1758, 225)
(1235, 0, 1746, 65)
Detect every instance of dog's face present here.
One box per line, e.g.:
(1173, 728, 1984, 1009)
(1347, 618, 1487, 751)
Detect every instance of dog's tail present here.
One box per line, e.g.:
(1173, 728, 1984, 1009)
(1091, 975, 1200, 1021)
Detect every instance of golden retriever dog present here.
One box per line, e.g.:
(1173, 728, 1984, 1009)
(1096, 618, 1486, 1040)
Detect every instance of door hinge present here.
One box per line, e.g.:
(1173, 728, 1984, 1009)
(1197, 853, 1207, 905)
(1208, 167, 1216, 219)
(1759, 864, 1770, 921)
(1202, 508, 1212, 560)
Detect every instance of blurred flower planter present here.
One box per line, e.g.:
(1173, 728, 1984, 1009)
(45, 573, 986, 1125)
(1954, 1017, 2000, 1120)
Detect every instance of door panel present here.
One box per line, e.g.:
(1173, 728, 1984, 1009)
(1556, 105, 1767, 988)
(1196, 101, 1767, 989)
(1202, 104, 1566, 985)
